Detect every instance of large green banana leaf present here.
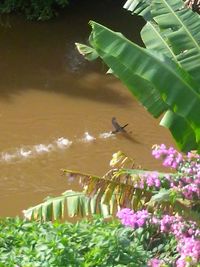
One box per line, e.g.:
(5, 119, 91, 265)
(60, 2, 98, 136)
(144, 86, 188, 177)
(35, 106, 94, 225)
(76, 0, 200, 151)
(152, 0, 200, 86)
(124, 0, 200, 86)
(123, 0, 200, 151)
(141, 22, 177, 60)
(140, 21, 197, 150)
(160, 110, 197, 151)
(87, 21, 200, 149)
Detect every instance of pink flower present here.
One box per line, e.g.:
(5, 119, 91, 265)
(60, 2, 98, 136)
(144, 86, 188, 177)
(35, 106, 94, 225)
(146, 172, 161, 188)
(148, 258, 164, 267)
(117, 209, 149, 229)
(152, 144, 183, 169)
(177, 237, 200, 266)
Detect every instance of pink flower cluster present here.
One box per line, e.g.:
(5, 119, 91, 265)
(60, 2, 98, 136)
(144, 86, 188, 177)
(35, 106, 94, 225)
(146, 173, 161, 188)
(151, 215, 200, 266)
(178, 151, 200, 199)
(147, 258, 164, 267)
(116, 146, 200, 266)
(157, 215, 200, 239)
(116, 208, 149, 228)
(117, 208, 200, 267)
(152, 144, 183, 169)
(176, 238, 200, 267)
(133, 172, 161, 189)
(152, 144, 200, 200)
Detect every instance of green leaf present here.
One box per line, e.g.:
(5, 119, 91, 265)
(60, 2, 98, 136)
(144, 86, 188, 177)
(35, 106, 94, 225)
(42, 202, 52, 221)
(125, 0, 200, 89)
(160, 110, 198, 151)
(141, 21, 177, 61)
(122, 0, 200, 151)
(148, 188, 171, 203)
(88, 20, 200, 150)
(123, 0, 152, 20)
(151, 0, 200, 86)
(75, 43, 99, 61)
(52, 199, 63, 220)
(75, 0, 200, 151)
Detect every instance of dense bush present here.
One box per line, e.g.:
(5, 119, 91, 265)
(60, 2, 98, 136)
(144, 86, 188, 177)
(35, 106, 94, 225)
(0, 0, 69, 20)
(0, 216, 181, 267)
(0, 217, 156, 267)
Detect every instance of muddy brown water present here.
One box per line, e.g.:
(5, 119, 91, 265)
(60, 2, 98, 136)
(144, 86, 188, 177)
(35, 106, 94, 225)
(0, 0, 175, 217)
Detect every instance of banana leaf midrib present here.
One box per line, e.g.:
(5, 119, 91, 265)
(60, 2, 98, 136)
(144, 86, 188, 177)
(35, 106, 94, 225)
(154, 0, 200, 52)
(62, 169, 100, 180)
(143, 21, 178, 63)
(63, 168, 175, 187)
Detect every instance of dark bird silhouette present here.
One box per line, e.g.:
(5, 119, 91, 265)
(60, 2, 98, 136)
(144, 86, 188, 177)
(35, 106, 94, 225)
(111, 117, 128, 134)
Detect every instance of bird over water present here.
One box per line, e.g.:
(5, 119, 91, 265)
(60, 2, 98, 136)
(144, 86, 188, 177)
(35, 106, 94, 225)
(111, 117, 128, 134)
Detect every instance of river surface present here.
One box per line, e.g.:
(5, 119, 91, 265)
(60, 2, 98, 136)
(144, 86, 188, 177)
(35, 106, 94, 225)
(0, 0, 175, 217)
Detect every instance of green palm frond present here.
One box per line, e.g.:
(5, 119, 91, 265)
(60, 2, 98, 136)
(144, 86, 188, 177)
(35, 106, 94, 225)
(23, 190, 114, 221)
(23, 167, 155, 221)
(63, 168, 152, 208)
(24, 151, 199, 223)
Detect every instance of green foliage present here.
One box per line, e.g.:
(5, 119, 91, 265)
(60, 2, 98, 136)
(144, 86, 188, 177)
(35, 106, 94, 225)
(76, 0, 200, 152)
(0, 217, 154, 267)
(0, 0, 69, 20)
(132, 226, 178, 265)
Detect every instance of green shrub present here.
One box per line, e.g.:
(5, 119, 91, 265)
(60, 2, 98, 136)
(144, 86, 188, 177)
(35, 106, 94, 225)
(0, 217, 153, 266)
(0, 0, 69, 20)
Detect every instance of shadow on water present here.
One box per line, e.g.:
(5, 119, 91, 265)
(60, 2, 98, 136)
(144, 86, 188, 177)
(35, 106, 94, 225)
(121, 132, 142, 144)
(0, 0, 144, 105)
(0, 72, 135, 106)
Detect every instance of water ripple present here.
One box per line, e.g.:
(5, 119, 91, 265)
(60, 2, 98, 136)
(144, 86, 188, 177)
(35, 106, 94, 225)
(0, 131, 113, 163)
